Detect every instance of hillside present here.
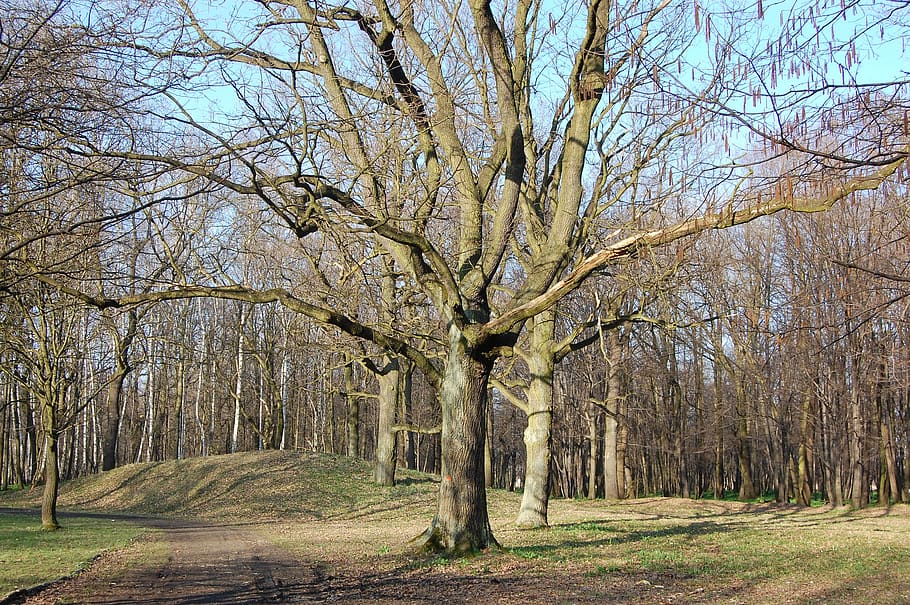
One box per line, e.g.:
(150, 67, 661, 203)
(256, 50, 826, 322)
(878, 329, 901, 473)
(0, 450, 441, 521)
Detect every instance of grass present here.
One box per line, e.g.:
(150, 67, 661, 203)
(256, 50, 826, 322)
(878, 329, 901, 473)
(487, 498, 910, 601)
(3, 451, 910, 603)
(0, 512, 145, 596)
(0, 450, 438, 521)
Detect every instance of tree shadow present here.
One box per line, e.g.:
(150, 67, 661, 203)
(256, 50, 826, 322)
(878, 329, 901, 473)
(510, 517, 732, 561)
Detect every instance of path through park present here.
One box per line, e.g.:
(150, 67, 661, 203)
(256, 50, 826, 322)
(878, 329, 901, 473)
(13, 514, 674, 605)
(19, 518, 323, 604)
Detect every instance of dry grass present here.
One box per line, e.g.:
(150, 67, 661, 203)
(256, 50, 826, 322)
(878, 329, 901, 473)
(3, 451, 910, 604)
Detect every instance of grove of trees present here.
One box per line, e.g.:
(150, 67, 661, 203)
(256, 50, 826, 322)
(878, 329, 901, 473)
(1, 0, 908, 550)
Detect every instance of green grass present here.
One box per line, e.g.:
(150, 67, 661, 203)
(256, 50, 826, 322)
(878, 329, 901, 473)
(495, 502, 910, 594)
(0, 513, 145, 596)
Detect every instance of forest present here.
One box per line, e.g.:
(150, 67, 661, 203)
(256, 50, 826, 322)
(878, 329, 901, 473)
(1, 0, 909, 552)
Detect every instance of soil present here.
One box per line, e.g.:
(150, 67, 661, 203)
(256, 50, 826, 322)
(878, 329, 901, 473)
(10, 514, 709, 605)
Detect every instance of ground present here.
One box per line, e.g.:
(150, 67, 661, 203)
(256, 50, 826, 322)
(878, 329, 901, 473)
(2, 452, 910, 604)
(9, 513, 722, 604)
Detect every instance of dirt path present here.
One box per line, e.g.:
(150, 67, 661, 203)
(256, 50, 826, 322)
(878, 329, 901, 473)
(13, 514, 694, 605)
(19, 518, 321, 605)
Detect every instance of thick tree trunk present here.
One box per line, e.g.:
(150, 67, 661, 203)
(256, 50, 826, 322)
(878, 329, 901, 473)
(100, 370, 123, 469)
(373, 356, 399, 486)
(417, 325, 496, 552)
(603, 413, 619, 499)
(734, 380, 758, 500)
(880, 403, 899, 506)
(516, 312, 555, 529)
(41, 402, 60, 530)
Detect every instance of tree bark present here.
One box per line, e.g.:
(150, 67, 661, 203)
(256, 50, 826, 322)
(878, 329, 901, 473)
(41, 401, 60, 530)
(231, 311, 245, 454)
(484, 399, 494, 489)
(344, 355, 360, 458)
(101, 311, 138, 471)
(849, 385, 867, 508)
(586, 410, 599, 500)
(400, 363, 416, 470)
(735, 382, 759, 500)
(416, 325, 497, 552)
(174, 357, 185, 459)
(516, 311, 555, 529)
(0, 402, 9, 491)
(603, 329, 623, 500)
(796, 386, 816, 506)
(373, 356, 399, 486)
(879, 394, 899, 506)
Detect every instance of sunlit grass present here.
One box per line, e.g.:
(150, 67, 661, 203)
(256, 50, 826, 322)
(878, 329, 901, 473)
(0, 513, 145, 595)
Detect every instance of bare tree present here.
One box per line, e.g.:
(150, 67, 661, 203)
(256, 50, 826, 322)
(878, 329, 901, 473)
(25, 0, 910, 550)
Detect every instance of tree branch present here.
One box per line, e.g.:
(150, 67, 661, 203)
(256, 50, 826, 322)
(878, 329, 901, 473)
(482, 155, 908, 337)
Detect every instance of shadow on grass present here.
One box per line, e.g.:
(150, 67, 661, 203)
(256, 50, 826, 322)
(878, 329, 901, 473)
(509, 518, 732, 562)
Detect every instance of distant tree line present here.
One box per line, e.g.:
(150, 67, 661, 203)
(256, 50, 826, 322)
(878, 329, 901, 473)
(3, 192, 908, 511)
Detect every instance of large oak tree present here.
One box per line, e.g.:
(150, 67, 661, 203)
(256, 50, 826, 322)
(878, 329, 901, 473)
(14, 0, 909, 549)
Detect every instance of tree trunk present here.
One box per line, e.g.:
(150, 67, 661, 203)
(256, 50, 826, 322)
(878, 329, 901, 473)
(880, 400, 899, 506)
(586, 410, 598, 499)
(417, 325, 496, 552)
(344, 355, 360, 458)
(12, 391, 25, 489)
(796, 387, 816, 506)
(516, 311, 555, 529)
(41, 402, 60, 530)
(603, 329, 623, 500)
(231, 312, 245, 454)
(602, 412, 619, 498)
(1, 402, 9, 491)
(849, 387, 867, 508)
(484, 399, 494, 489)
(174, 357, 185, 460)
(101, 368, 127, 470)
(373, 356, 399, 486)
(400, 363, 416, 470)
(735, 381, 758, 500)
(279, 354, 288, 450)
(711, 323, 725, 499)
(101, 310, 138, 472)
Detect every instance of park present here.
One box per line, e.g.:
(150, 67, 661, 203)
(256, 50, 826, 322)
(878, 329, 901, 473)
(1, 0, 909, 601)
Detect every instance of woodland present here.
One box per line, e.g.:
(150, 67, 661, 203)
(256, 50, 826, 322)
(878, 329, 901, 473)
(1, 0, 909, 553)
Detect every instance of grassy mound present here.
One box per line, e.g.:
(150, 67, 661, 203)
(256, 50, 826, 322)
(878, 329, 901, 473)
(0, 450, 439, 521)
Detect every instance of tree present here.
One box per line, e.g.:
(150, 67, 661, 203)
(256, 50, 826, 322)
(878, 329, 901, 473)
(24, 0, 910, 550)
(0, 283, 92, 528)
